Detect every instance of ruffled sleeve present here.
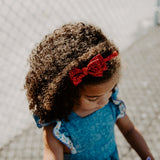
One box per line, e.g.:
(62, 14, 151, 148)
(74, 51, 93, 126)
(33, 114, 77, 154)
(111, 87, 126, 120)
(33, 114, 56, 128)
(53, 121, 77, 154)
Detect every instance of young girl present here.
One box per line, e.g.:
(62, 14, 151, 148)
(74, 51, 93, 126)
(24, 22, 154, 160)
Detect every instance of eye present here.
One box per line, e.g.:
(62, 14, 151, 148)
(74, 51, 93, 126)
(88, 98, 98, 102)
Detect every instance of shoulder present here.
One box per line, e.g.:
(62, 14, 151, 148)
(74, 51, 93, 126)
(33, 114, 64, 159)
(34, 114, 77, 154)
(43, 124, 62, 147)
(43, 124, 64, 160)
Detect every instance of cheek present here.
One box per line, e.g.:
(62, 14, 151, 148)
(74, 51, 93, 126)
(80, 98, 95, 108)
(97, 98, 108, 105)
(97, 92, 112, 105)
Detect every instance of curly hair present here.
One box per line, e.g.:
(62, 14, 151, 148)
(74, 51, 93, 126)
(24, 22, 120, 123)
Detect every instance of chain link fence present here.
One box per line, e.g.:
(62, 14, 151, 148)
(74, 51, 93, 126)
(0, 0, 159, 159)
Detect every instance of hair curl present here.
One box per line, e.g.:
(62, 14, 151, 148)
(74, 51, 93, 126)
(24, 22, 120, 122)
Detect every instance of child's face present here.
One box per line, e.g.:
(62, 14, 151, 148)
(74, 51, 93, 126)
(73, 74, 119, 116)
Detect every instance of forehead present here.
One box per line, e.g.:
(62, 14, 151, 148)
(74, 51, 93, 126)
(79, 75, 119, 96)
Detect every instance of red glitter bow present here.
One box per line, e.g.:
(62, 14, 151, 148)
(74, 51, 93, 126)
(69, 51, 118, 86)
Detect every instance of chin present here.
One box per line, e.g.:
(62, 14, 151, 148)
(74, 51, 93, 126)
(97, 105, 105, 110)
(103, 101, 109, 106)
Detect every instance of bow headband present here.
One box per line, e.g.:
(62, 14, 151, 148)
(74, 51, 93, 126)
(69, 51, 118, 86)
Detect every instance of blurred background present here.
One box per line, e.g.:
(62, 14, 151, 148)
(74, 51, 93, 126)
(0, 0, 160, 159)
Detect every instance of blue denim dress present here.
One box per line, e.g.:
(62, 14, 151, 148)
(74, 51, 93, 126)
(34, 88, 126, 160)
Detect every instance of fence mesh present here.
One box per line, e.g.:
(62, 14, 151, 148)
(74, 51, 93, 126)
(0, 0, 159, 159)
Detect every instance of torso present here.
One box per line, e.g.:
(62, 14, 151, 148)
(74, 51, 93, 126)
(61, 102, 119, 159)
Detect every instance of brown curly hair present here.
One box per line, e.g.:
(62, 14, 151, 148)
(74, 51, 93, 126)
(24, 22, 120, 123)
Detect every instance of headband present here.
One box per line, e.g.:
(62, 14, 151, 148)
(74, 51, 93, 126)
(69, 51, 118, 86)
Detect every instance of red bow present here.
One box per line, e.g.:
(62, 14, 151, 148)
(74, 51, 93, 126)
(69, 51, 118, 86)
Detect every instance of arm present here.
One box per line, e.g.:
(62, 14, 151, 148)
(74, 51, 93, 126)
(43, 124, 64, 160)
(116, 114, 154, 160)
